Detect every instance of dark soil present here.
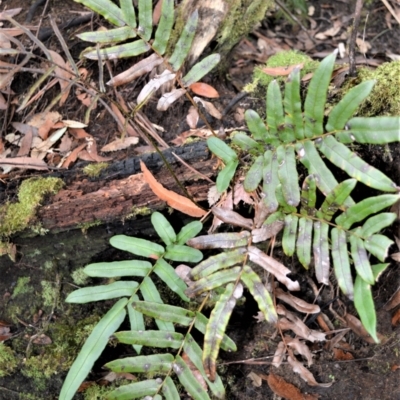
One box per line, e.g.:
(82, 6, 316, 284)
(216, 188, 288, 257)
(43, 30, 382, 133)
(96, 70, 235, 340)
(0, 1, 399, 399)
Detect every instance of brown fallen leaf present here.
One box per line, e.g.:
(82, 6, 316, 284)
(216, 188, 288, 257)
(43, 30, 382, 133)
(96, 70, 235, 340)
(28, 111, 62, 140)
(264, 372, 319, 400)
(288, 353, 332, 387)
(391, 309, 400, 327)
(276, 288, 320, 314)
(247, 371, 262, 387)
(384, 287, 400, 310)
(0, 156, 48, 170)
(140, 160, 206, 218)
(211, 206, 253, 230)
(32, 333, 52, 345)
(261, 63, 304, 77)
(101, 137, 139, 152)
(332, 348, 354, 361)
(344, 313, 385, 344)
(190, 82, 219, 98)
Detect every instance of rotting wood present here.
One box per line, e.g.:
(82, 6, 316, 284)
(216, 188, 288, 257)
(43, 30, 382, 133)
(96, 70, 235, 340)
(2, 141, 216, 234)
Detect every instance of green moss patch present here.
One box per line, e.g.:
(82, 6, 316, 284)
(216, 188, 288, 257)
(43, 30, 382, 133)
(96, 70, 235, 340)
(244, 50, 319, 93)
(0, 177, 64, 237)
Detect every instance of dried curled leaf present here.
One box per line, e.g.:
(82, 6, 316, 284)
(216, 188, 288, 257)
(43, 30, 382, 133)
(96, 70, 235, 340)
(140, 160, 206, 218)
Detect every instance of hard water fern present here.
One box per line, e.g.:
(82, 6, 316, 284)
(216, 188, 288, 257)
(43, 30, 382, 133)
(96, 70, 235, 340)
(60, 212, 237, 400)
(208, 51, 400, 342)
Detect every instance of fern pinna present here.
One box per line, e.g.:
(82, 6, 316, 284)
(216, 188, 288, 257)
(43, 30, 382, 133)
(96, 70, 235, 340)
(208, 51, 400, 342)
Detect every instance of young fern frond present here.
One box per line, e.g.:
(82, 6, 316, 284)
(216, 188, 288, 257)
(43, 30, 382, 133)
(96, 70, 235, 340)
(74, 0, 220, 109)
(208, 51, 400, 341)
(60, 212, 236, 400)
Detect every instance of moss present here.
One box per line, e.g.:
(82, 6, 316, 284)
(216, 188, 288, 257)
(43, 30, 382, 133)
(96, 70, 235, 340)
(21, 315, 101, 389)
(83, 162, 109, 177)
(0, 343, 18, 377)
(125, 206, 152, 220)
(0, 177, 64, 237)
(41, 280, 58, 308)
(72, 267, 90, 285)
(217, 0, 274, 56)
(244, 50, 320, 94)
(78, 220, 102, 233)
(12, 276, 33, 298)
(348, 61, 400, 116)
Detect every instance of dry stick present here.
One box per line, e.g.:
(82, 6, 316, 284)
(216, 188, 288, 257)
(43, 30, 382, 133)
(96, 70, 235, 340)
(381, 0, 400, 25)
(348, 0, 364, 77)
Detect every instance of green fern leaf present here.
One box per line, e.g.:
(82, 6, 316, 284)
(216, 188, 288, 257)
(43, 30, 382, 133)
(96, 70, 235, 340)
(277, 145, 300, 207)
(120, 0, 136, 28)
(185, 267, 241, 297)
(132, 301, 195, 326)
(315, 179, 357, 221)
(66, 281, 138, 303)
(105, 353, 174, 373)
(297, 141, 354, 205)
(152, 212, 176, 245)
(138, 0, 153, 40)
(303, 51, 336, 138)
(141, 277, 175, 331)
(59, 298, 128, 400)
(296, 217, 313, 269)
(105, 379, 160, 399)
(187, 231, 250, 249)
(282, 214, 298, 256)
(335, 194, 399, 229)
(244, 155, 264, 192)
(331, 228, 354, 299)
(300, 175, 317, 215)
(203, 283, 242, 382)
(115, 330, 183, 348)
(364, 234, 394, 262)
(173, 355, 211, 400)
(266, 80, 284, 138)
(110, 234, 164, 258)
(241, 266, 277, 322)
(313, 221, 330, 284)
(350, 232, 374, 285)
(231, 131, 264, 152)
(341, 116, 400, 144)
(168, 10, 198, 71)
(162, 376, 181, 400)
(83, 260, 151, 277)
(284, 67, 304, 140)
(75, 0, 125, 26)
(245, 109, 276, 144)
(190, 248, 247, 280)
(325, 80, 375, 132)
(194, 312, 237, 352)
(165, 244, 203, 262)
(316, 135, 397, 192)
(128, 296, 145, 354)
(152, 0, 174, 53)
(84, 40, 150, 60)
(354, 275, 379, 343)
(207, 136, 238, 164)
(182, 54, 221, 87)
(183, 334, 225, 399)
(176, 220, 203, 245)
(262, 150, 279, 212)
(154, 258, 189, 301)
(360, 213, 397, 237)
(77, 26, 137, 43)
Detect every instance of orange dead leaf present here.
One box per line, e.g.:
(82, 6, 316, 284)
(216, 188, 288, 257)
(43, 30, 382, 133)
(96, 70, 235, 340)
(140, 160, 206, 218)
(189, 82, 219, 98)
(391, 308, 400, 327)
(332, 348, 354, 361)
(391, 364, 400, 371)
(264, 373, 319, 400)
(261, 63, 304, 77)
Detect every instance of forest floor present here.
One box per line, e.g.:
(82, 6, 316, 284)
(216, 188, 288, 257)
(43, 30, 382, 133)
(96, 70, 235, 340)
(0, 0, 399, 399)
